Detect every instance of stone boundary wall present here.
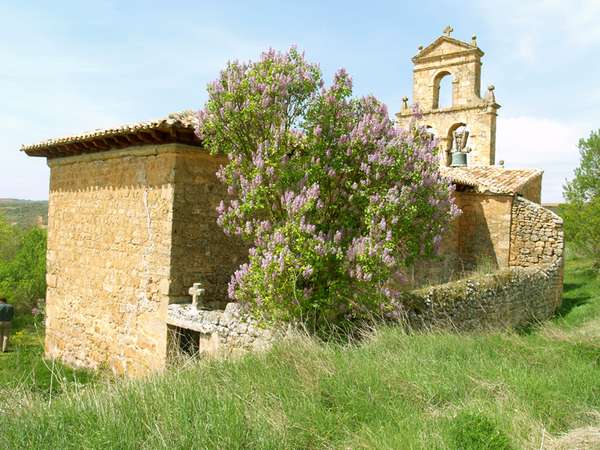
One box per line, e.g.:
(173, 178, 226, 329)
(166, 195, 566, 349)
(168, 258, 563, 349)
(400, 195, 565, 331)
(166, 303, 280, 357)
(400, 259, 563, 331)
(509, 196, 564, 267)
(509, 196, 564, 309)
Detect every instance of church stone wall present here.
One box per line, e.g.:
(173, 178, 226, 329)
(44, 144, 248, 377)
(409, 214, 460, 287)
(45, 145, 178, 376)
(418, 192, 557, 278)
(169, 150, 248, 308)
(455, 192, 512, 269)
(410, 191, 512, 286)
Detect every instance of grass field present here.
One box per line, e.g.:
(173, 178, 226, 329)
(0, 255, 598, 449)
(0, 315, 97, 414)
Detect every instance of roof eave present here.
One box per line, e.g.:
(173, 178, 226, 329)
(20, 111, 202, 158)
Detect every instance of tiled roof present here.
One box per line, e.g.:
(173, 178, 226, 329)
(442, 166, 543, 195)
(22, 111, 201, 158)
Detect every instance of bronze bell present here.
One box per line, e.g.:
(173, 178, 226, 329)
(451, 152, 468, 167)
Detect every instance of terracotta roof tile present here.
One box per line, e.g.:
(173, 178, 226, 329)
(22, 110, 201, 158)
(442, 166, 542, 195)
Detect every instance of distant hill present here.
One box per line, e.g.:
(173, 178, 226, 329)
(0, 198, 48, 228)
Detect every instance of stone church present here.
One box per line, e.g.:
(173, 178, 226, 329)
(22, 28, 563, 376)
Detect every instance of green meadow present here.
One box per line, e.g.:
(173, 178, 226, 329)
(1, 253, 598, 449)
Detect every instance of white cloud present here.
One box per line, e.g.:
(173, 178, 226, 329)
(496, 116, 591, 202)
(474, 0, 600, 64)
(468, 0, 600, 202)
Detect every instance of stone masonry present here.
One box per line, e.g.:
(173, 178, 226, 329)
(510, 196, 565, 308)
(404, 194, 565, 329)
(166, 302, 280, 357)
(396, 27, 500, 167)
(45, 146, 176, 376)
(510, 196, 564, 267)
(170, 150, 248, 307)
(43, 143, 247, 376)
(403, 260, 563, 331)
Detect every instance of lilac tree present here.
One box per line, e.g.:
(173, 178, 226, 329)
(197, 47, 459, 326)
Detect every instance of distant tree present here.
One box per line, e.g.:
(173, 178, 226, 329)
(0, 227, 47, 311)
(0, 213, 21, 262)
(197, 48, 459, 327)
(561, 130, 600, 266)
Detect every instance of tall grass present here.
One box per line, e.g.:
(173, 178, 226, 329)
(0, 255, 598, 449)
(0, 319, 94, 391)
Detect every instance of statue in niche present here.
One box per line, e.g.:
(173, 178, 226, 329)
(452, 126, 471, 154)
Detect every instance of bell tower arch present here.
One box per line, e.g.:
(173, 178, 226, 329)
(396, 26, 500, 167)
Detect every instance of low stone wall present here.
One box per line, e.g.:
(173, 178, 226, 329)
(166, 195, 566, 353)
(168, 256, 563, 350)
(400, 259, 563, 331)
(166, 303, 279, 357)
(509, 196, 564, 267)
(509, 196, 564, 311)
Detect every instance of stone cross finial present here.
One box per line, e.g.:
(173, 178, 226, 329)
(189, 282, 205, 308)
(443, 25, 453, 36)
(402, 96, 409, 111)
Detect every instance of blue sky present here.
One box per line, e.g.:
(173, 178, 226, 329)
(2, 0, 599, 202)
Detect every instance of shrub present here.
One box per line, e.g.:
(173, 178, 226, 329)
(0, 226, 47, 313)
(0, 213, 21, 261)
(197, 48, 458, 327)
(561, 130, 600, 267)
